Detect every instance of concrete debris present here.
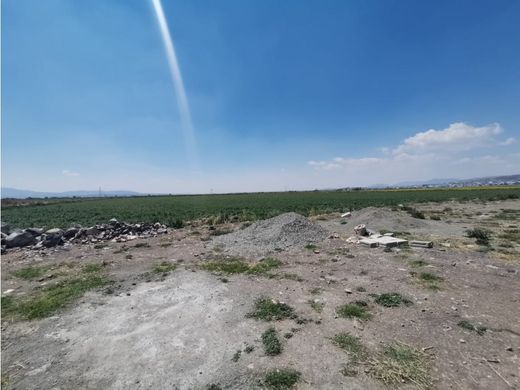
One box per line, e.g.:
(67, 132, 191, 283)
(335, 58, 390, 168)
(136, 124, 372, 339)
(341, 212, 352, 218)
(354, 224, 367, 236)
(410, 240, 434, 248)
(1, 219, 169, 251)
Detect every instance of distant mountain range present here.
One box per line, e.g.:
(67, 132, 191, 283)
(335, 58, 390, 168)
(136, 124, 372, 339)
(1, 187, 143, 199)
(2, 174, 519, 199)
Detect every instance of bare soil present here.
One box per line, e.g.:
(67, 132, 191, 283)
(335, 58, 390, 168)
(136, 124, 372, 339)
(1, 200, 519, 389)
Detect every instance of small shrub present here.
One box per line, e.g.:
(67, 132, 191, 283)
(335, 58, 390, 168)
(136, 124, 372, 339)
(466, 228, 491, 245)
(247, 297, 295, 321)
(134, 242, 151, 248)
(374, 293, 412, 307)
(336, 303, 371, 320)
(409, 260, 428, 268)
(308, 300, 324, 313)
(152, 262, 177, 274)
(304, 243, 318, 250)
(419, 272, 443, 282)
(368, 342, 432, 389)
(457, 320, 487, 335)
(263, 369, 301, 389)
(331, 332, 366, 360)
(231, 349, 241, 362)
(262, 327, 282, 356)
(248, 258, 282, 274)
(202, 259, 250, 274)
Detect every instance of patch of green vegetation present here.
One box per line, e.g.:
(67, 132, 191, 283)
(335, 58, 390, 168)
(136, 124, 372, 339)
(336, 302, 371, 320)
(409, 259, 428, 268)
(1, 374, 11, 388)
(403, 207, 426, 219)
(93, 243, 106, 249)
(202, 259, 250, 274)
(159, 242, 172, 247)
(274, 272, 303, 282)
(355, 286, 366, 292)
(331, 332, 366, 361)
(245, 345, 255, 353)
(206, 384, 222, 390)
(499, 229, 520, 244)
(374, 293, 412, 307)
(419, 272, 443, 282)
(3, 188, 519, 228)
(232, 349, 242, 362)
(152, 262, 177, 274)
(304, 243, 318, 250)
(246, 297, 295, 321)
(457, 320, 487, 335)
(248, 258, 282, 274)
(83, 264, 103, 273)
(494, 209, 520, 220)
(262, 327, 283, 356)
(368, 342, 432, 389)
(2, 274, 109, 320)
(202, 257, 282, 276)
(125, 254, 133, 259)
(134, 242, 151, 248)
(209, 227, 233, 236)
(308, 300, 324, 313)
(309, 287, 321, 295)
(263, 369, 301, 390)
(11, 265, 51, 280)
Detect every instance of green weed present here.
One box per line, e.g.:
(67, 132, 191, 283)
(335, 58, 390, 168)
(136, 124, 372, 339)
(263, 369, 301, 389)
(247, 297, 295, 321)
(374, 293, 412, 307)
(336, 302, 371, 320)
(262, 327, 283, 356)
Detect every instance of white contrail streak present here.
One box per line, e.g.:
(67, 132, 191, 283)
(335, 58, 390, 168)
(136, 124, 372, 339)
(151, 0, 198, 167)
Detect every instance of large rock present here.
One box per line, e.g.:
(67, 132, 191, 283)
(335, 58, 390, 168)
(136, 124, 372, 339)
(1, 222, 10, 235)
(42, 233, 63, 248)
(45, 228, 64, 235)
(5, 231, 37, 248)
(26, 228, 44, 236)
(63, 227, 79, 239)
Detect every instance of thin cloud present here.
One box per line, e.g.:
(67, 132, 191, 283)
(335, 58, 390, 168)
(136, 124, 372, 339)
(393, 122, 502, 155)
(62, 169, 80, 177)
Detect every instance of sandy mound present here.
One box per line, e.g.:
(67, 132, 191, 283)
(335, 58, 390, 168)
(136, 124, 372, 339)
(342, 207, 430, 232)
(212, 212, 328, 257)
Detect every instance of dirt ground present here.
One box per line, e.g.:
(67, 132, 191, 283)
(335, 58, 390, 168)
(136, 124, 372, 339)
(1, 200, 519, 389)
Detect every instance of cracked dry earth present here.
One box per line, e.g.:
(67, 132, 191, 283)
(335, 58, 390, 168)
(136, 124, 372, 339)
(1, 200, 519, 389)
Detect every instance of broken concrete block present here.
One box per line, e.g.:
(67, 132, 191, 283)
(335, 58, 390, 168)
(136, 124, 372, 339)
(341, 212, 352, 218)
(354, 224, 367, 236)
(410, 240, 433, 248)
(360, 238, 379, 247)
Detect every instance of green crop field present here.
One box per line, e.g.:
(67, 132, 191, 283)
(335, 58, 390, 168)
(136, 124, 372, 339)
(2, 187, 519, 229)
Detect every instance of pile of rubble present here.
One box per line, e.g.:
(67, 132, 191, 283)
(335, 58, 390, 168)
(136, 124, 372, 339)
(1, 218, 168, 252)
(347, 223, 432, 249)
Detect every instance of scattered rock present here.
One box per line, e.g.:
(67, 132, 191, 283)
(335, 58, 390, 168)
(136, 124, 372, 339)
(5, 231, 37, 248)
(1, 222, 10, 235)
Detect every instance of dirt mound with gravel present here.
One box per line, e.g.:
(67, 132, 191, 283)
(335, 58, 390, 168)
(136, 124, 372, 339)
(212, 212, 328, 257)
(342, 207, 430, 232)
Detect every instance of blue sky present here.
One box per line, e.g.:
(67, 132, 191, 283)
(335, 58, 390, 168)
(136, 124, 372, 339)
(2, 0, 519, 193)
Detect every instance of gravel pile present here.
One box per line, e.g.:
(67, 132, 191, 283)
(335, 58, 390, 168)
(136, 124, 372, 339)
(212, 212, 328, 257)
